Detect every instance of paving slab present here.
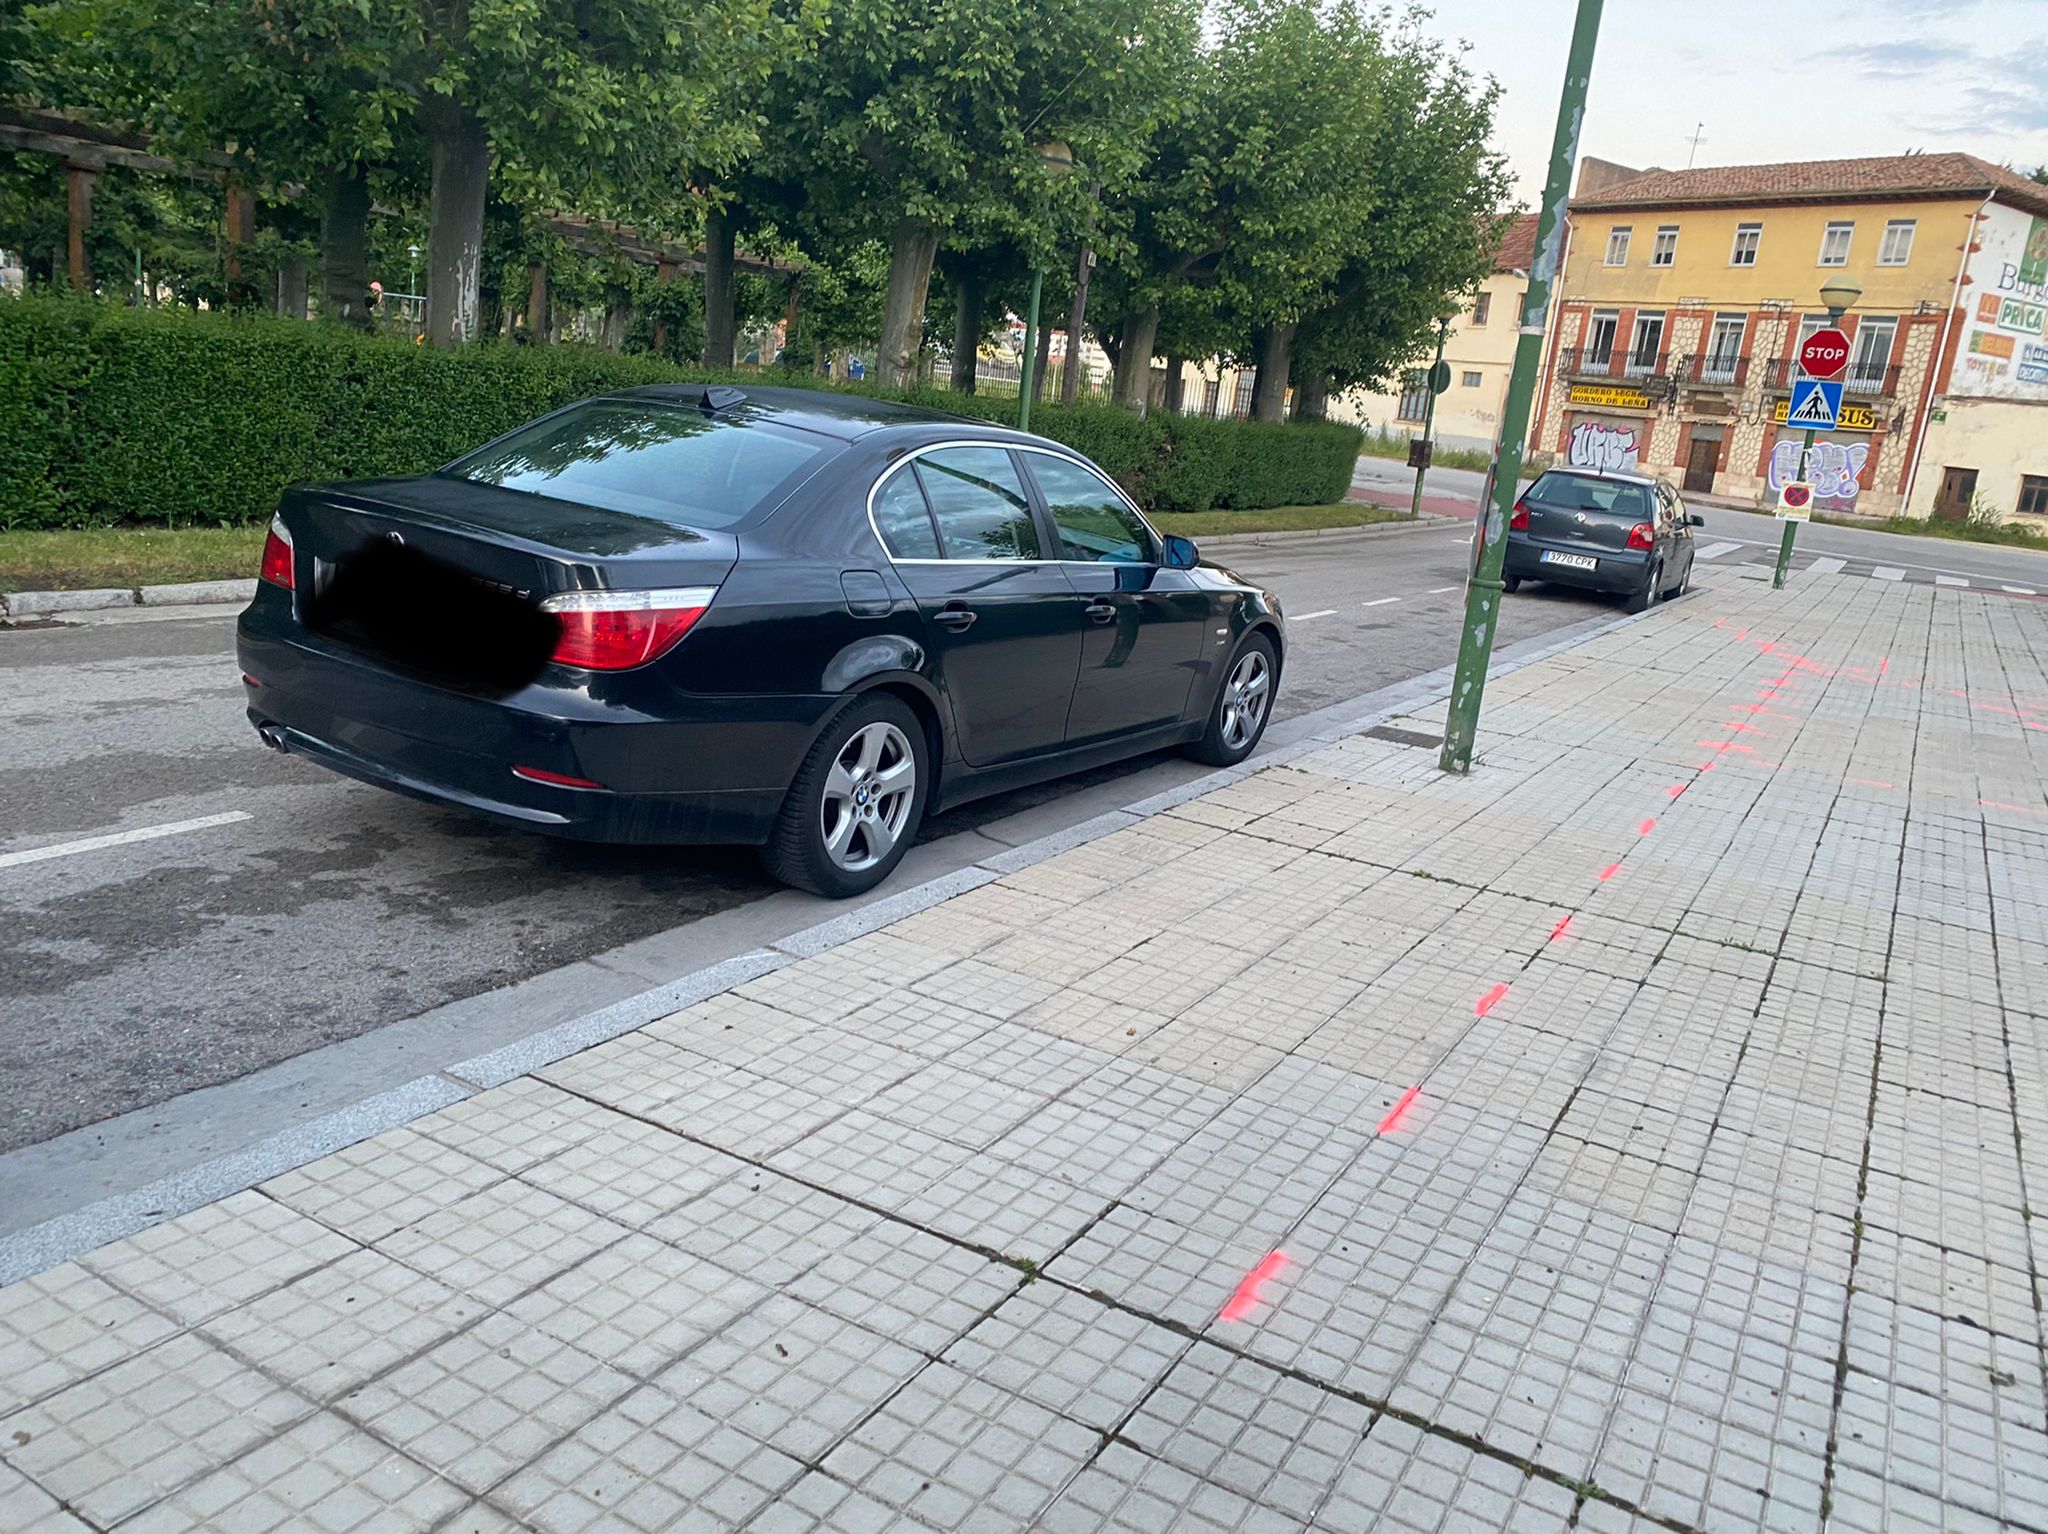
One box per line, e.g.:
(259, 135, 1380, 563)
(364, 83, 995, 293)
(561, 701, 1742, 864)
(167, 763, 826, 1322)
(4, 568, 2047, 1530)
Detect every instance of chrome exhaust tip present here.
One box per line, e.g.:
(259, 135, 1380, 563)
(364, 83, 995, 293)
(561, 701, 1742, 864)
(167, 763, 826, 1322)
(256, 722, 288, 752)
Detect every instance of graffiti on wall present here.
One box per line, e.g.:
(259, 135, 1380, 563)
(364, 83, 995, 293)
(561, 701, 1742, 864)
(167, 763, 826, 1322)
(1769, 439, 1869, 503)
(1567, 421, 1640, 473)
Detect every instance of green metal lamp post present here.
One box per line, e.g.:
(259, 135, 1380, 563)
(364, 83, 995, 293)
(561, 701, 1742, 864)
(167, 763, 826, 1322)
(1438, 0, 1604, 775)
(1772, 274, 1862, 588)
(1017, 140, 1075, 433)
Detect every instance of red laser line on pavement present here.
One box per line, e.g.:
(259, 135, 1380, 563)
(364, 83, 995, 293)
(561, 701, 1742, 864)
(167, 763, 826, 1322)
(1850, 778, 1895, 790)
(1377, 1086, 1424, 1134)
(1474, 982, 1510, 1016)
(1668, 783, 1687, 798)
(1218, 1251, 1290, 1322)
(1549, 915, 1574, 942)
(1597, 863, 1620, 881)
(1639, 818, 1657, 835)
(1983, 799, 2043, 815)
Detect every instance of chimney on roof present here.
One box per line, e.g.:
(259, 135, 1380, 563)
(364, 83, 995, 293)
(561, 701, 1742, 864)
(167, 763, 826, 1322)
(1575, 156, 1643, 197)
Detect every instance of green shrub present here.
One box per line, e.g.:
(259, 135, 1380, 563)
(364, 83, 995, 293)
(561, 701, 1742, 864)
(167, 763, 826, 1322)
(0, 295, 1362, 527)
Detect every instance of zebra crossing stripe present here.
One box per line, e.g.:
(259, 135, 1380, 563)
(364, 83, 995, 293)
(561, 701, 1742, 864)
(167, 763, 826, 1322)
(1808, 557, 1847, 575)
(1694, 541, 1742, 560)
(1935, 575, 1969, 588)
(2004, 586, 2037, 596)
(1871, 566, 1906, 581)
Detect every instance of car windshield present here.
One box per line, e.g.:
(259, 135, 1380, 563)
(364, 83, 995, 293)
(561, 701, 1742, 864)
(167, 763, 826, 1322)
(1527, 472, 1652, 520)
(442, 401, 830, 528)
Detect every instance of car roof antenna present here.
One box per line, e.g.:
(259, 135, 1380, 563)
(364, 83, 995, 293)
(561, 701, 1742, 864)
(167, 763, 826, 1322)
(699, 385, 746, 414)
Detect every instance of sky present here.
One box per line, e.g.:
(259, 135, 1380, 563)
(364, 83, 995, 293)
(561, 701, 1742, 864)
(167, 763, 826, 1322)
(1418, 0, 2048, 205)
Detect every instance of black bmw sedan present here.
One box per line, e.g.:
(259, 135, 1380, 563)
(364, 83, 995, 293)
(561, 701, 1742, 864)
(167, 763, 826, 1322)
(237, 385, 1285, 896)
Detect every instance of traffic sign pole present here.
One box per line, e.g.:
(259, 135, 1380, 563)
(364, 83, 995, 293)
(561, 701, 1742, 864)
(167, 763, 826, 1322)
(1773, 319, 1850, 589)
(1409, 317, 1451, 522)
(1771, 423, 1815, 589)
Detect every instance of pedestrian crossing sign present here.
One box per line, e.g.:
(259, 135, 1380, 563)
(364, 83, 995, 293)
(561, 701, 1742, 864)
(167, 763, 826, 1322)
(1786, 379, 1843, 430)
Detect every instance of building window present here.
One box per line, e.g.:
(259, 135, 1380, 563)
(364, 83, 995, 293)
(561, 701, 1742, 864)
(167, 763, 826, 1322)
(1232, 373, 1254, 417)
(1515, 290, 1528, 325)
(1879, 219, 1916, 266)
(1395, 372, 1430, 423)
(1461, 370, 1483, 388)
(1650, 226, 1678, 266)
(1202, 377, 1221, 417)
(1846, 317, 1897, 392)
(1818, 221, 1854, 266)
(1730, 222, 1762, 266)
(1703, 314, 1746, 382)
(1604, 226, 1632, 266)
(1626, 312, 1665, 376)
(1586, 309, 1620, 366)
(2019, 476, 2048, 517)
(1471, 291, 1491, 326)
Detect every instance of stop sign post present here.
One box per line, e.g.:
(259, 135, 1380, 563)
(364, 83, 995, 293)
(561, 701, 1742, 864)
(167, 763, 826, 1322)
(1799, 328, 1850, 381)
(1774, 324, 1853, 588)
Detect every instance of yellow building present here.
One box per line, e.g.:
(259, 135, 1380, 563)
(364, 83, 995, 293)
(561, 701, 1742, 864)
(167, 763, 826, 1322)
(1533, 154, 2048, 519)
(1334, 215, 1539, 450)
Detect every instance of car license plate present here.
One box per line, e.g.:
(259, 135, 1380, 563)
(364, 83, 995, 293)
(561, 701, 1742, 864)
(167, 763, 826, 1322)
(1540, 551, 1598, 571)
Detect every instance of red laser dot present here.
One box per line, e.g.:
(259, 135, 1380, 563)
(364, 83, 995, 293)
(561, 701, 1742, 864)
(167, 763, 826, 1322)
(1377, 1085, 1423, 1134)
(1218, 1250, 1290, 1322)
(1597, 863, 1620, 881)
(1548, 914, 1573, 941)
(1639, 818, 1656, 834)
(1879, 657, 1889, 677)
(1473, 983, 1509, 1017)
(1668, 783, 1686, 798)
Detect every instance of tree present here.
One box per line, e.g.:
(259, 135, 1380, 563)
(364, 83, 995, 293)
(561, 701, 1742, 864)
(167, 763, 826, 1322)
(782, 0, 1195, 387)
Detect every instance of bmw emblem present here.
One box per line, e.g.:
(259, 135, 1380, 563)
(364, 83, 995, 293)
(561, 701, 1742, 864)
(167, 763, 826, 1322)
(386, 530, 405, 547)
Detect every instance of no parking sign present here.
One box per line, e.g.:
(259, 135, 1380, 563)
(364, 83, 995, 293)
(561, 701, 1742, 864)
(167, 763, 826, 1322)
(1776, 480, 1814, 521)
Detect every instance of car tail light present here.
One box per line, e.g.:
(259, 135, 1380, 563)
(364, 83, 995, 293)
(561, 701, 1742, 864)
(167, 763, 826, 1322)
(1509, 499, 1529, 531)
(259, 514, 294, 589)
(1625, 522, 1655, 551)
(541, 586, 717, 670)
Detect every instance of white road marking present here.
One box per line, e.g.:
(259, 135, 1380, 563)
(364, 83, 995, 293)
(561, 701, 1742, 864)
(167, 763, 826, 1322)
(1425, 586, 1460, 595)
(0, 811, 253, 872)
(1871, 566, 1906, 582)
(1362, 597, 1401, 607)
(1296, 609, 1338, 620)
(2004, 586, 2037, 596)
(1808, 557, 1847, 575)
(1935, 575, 1969, 588)
(1694, 541, 1743, 560)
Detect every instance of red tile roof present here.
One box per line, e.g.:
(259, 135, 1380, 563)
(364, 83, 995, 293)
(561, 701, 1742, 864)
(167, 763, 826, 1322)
(1572, 153, 2048, 219)
(1492, 213, 1541, 273)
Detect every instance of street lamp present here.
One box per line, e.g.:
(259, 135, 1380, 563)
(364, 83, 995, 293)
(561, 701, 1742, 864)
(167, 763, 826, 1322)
(407, 243, 421, 324)
(1017, 141, 1075, 432)
(1772, 275, 1862, 588)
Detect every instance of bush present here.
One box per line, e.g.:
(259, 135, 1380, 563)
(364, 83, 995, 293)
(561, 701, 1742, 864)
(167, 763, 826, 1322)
(0, 295, 1363, 527)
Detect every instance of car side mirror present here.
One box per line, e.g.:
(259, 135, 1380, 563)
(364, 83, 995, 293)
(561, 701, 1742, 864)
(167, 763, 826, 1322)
(1689, 513, 1706, 526)
(1162, 534, 1200, 569)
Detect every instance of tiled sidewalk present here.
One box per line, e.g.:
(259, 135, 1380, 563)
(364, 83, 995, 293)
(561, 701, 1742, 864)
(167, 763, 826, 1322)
(7, 568, 2048, 1532)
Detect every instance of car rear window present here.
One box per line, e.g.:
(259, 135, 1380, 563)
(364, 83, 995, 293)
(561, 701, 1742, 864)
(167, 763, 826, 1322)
(443, 401, 831, 528)
(1527, 473, 1652, 519)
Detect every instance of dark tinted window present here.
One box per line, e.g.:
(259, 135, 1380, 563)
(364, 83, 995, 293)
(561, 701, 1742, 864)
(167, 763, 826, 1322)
(916, 448, 1040, 560)
(1527, 472, 1652, 520)
(445, 402, 828, 528)
(872, 471, 941, 558)
(1032, 456, 1154, 562)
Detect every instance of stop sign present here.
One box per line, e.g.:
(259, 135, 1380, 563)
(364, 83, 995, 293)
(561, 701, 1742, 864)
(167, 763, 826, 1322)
(1799, 328, 1850, 380)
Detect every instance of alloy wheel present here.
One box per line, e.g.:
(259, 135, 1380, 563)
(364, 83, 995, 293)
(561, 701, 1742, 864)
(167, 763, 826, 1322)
(819, 720, 916, 872)
(1220, 650, 1271, 752)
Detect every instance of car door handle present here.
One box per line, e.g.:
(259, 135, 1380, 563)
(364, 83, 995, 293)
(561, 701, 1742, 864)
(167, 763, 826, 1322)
(933, 605, 977, 631)
(1082, 601, 1117, 624)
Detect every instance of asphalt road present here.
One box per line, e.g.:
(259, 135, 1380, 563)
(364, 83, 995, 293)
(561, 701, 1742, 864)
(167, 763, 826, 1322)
(0, 522, 1605, 1153)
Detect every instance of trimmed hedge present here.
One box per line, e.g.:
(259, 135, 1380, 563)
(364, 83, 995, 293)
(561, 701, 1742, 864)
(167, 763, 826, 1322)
(0, 296, 1362, 529)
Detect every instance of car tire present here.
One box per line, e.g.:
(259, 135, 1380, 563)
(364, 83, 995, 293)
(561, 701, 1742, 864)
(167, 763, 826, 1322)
(762, 691, 930, 898)
(1190, 631, 1279, 767)
(1502, 575, 1522, 593)
(1665, 560, 1689, 598)
(1627, 563, 1661, 615)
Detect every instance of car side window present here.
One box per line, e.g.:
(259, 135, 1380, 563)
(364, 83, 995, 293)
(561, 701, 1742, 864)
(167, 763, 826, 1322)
(1030, 455, 1155, 563)
(872, 470, 942, 559)
(915, 447, 1041, 561)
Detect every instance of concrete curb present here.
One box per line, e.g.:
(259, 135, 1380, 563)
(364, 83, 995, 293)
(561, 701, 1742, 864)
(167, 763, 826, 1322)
(2, 578, 256, 621)
(0, 599, 1652, 1285)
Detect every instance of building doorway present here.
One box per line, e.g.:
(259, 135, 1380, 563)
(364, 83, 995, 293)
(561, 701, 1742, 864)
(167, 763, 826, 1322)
(1683, 433, 1721, 494)
(1933, 466, 1978, 523)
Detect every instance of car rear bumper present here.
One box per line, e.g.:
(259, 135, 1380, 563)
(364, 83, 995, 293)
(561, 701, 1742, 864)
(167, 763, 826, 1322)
(1503, 535, 1652, 594)
(237, 599, 828, 845)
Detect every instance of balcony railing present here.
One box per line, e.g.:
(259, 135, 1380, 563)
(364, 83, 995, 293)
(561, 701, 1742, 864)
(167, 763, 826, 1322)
(1758, 356, 1901, 396)
(1621, 350, 1669, 379)
(1558, 347, 1676, 380)
(1687, 352, 1749, 387)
